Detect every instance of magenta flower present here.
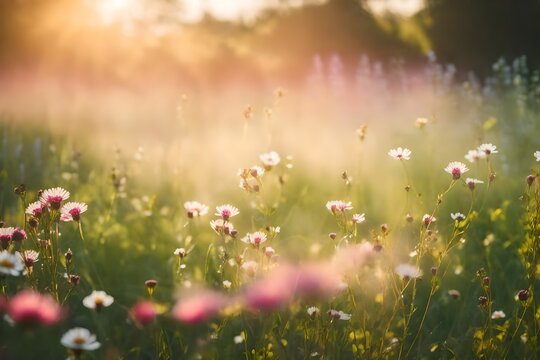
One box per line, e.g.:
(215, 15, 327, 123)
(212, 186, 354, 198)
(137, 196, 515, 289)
(444, 162, 469, 180)
(40, 187, 70, 210)
(173, 290, 227, 325)
(25, 201, 47, 217)
(215, 205, 239, 221)
(130, 301, 157, 326)
(60, 202, 88, 222)
(8, 290, 62, 326)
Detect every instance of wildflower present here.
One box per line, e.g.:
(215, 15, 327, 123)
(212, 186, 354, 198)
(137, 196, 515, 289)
(239, 177, 259, 193)
(0, 227, 14, 249)
(17, 250, 39, 270)
(448, 289, 461, 300)
(478, 143, 498, 156)
(8, 290, 62, 326)
(249, 166, 265, 178)
(422, 214, 436, 227)
(328, 309, 351, 321)
(210, 219, 235, 236)
(243, 270, 295, 310)
(0, 250, 24, 276)
(326, 200, 353, 214)
(241, 261, 258, 278)
(415, 117, 429, 129)
(11, 228, 27, 242)
(25, 201, 47, 218)
(263, 246, 275, 259)
(173, 290, 227, 324)
(534, 151, 540, 162)
(307, 306, 320, 318)
(464, 149, 486, 163)
(183, 201, 209, 218)
(451, 212, 466, 221)
(444, 161, 469, 180)
(145, 280, 158, 296)
(491, 310, 506, 319)
(395, 264, 422, 280)
(174, 248, 186, 258)
(82, 290, 114, 311)
(60, 202, 88, 222)
(388, 147, 412, 160)
(215, 205, 239, 221)
(352, 213, 366, 224)
(478, 296, 488, 305)
(259, 151, 281, 170)
(68, 274, 81, 286)
(222, 280, 232, 289)
(130, 301, 157, 326)
(234, 333, 246, 344)
(516, 289, 530, 302)
(40, 187, 70, 210)
(466, 178, 484, 191)
(241, 232, 267, 247)
(61, 327, 101, 351)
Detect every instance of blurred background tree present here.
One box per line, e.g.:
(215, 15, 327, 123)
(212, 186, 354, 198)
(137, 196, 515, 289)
(0, 0, 539, 84)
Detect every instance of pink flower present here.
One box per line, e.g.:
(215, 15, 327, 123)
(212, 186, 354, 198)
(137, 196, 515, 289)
(210, 219, 236, 236)
(332, 242, 375, 274)
(40, 187, 70, 210)
(183, 201, 209, 218)
(11, 228, 27, 242)
(130, 301, 157, 326)
(173, 291, 227, 324)
(25, 201, 46, 217)
(243, 268, 295, 310)
(326, 200, 353, 215)
(422, 214, 436, 227)
(8, 290, 62, 326)
(240, 232, 267, 247)
(17, 250, 39, 269)
(0, 227, 14, 249)
(444, 162, 469, 180)
(60, 202, 88, 222)
(215, 205, 239, 221)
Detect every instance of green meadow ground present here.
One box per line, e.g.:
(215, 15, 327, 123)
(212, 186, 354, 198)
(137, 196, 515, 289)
(0, 59, 539, 359)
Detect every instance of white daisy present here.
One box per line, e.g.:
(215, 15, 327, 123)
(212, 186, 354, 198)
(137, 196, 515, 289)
(82, 290, 114, 311)
(534, 151, 540, 162)
(395, 263, 422, 280)
(451, 213, 466, 221)
(259, 151, 281, 169)
(464, 149, 486, 163)
(491, 310, 506, 319)
(352, 213, 366, 224)
(388, 147, 412, 160)
(478, 143, 498, 156)
(61, 327, 101, 351)
(0, 250, 24, 276)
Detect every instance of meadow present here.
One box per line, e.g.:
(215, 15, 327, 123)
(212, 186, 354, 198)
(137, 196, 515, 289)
(0, 55, 539, 359)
